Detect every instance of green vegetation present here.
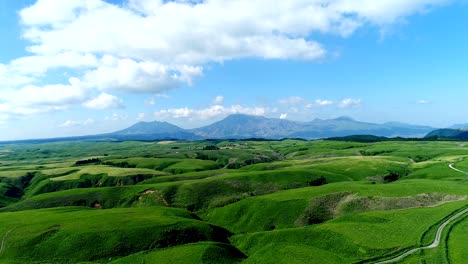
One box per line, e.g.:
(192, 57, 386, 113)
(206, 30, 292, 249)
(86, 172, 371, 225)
(0, 139, 466, 263)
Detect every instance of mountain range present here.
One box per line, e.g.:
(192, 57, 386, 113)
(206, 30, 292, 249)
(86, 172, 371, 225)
(108, 114, 435, 140)
(1, 114, 449, 144)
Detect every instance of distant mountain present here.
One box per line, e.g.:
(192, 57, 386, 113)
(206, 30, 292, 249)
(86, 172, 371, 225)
(191, 114, 305, 139)
(425, 128, 468, 139)
(191, 114, 434, 139)
(110, 121, 200, 140)
(113, 121, 185, 135)
(0, 114, 438, 144)
(290, 118, 433, 139)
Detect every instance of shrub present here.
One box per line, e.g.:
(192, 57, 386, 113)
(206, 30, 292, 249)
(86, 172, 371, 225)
(307, 176, 327, 186)
(383, 171, 400, 183)
(75, 158, 101, 165)
(202, 145, 220, 150)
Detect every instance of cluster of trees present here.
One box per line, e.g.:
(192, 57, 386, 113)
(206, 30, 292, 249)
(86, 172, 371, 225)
(102, 161, 136, 168)
(75, 158, 137, 168)
(202, 145, 220, 150)
(195, 152, 219, 161)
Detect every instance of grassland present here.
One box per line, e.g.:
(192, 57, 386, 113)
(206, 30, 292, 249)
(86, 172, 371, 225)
(0, 139, 466, 263)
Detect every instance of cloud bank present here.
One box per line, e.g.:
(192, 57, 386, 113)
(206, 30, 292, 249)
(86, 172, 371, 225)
(0, 0, 454, 121)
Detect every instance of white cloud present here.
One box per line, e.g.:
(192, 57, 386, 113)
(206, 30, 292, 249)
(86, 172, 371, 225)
(82, 56, 202, 93)
(154, 104, 269, 121)
(0, 77, 92, 121)
(339, 98, 363, 108)
(315, 99, 334, 106)
(0, 77, 87, 107)
(214, 95, 224, 104)
(0, 0, 454, 121)
(20, 1, 327, 63)
(59, 120, 81, 128)
(105, 113, 128, 121)
(280, 113, 288, 119)
(82, 92, 124, 110)
(19, 0, 451, 63)
(10, 52, 98, 75)
(59, 118, 94, 128)
(0, 63, 35, 87)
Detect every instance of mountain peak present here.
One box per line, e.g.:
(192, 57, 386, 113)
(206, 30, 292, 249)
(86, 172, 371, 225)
(333, 116, 354, 121)
(113, 120, 185, 135)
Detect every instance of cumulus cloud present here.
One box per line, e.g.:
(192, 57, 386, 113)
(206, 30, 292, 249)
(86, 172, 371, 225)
(105, 113, 128, 121)
(154, 104, 269, 121)
(280, 113, 288, 119)
(82, 92, 124, 110)
(19, 0, 451, 63)
(0, 77, 87, 109)
(315, 99, 334, 106)
(59, 118, 94, 128)
(0, 77, 89, 120)
(0, 0, 455, 120)
(83, 56, 202, 93)
(214, 96, 224, 104)
(339, 98, 363, 108)
(10, 52, 98, 75)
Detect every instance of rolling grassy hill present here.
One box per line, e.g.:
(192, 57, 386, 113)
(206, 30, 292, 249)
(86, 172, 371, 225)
(0, 139, 466, 263)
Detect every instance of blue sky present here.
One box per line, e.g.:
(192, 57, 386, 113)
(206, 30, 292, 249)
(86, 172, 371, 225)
(0, 0, 467, 140)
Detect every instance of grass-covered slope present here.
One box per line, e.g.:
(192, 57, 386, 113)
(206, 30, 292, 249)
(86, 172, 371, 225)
(110, 242, 246, 264)
(231, 201, 467, 263)
(0, 139, 467, 263)
(0, 206, 232, 263)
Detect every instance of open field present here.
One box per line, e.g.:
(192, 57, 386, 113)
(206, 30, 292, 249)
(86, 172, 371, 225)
(0, 139, 467, 263)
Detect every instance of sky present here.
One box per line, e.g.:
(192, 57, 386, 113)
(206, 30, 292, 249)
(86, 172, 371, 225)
(0, 0, 468, 140)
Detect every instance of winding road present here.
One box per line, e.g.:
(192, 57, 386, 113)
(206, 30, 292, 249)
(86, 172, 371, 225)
(372, 163, 468, 264)
(0, 228, 14, 256)
(449, 163, 468, 178)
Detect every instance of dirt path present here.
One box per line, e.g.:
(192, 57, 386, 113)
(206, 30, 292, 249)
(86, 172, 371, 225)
(0, 228, 14, 256)
(372, 163, 468, 263)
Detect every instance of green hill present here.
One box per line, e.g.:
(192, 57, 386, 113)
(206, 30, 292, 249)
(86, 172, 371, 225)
(0, 139, 467, 263)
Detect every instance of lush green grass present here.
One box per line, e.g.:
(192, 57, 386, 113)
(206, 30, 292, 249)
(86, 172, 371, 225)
(242, 243, 344, 264)
(447, 216, 468, 264)
(49, 165, 166, 181)
(0, 207, 231, 263)
(205, 180, 467, 233)
(232, 201, 467, 263)
(109, 242, 246, 264)
(1, 139, 467, 263)
(0, 186, 149, 212)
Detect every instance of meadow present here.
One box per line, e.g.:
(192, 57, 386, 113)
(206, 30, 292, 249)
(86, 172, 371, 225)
(0, 139, 466, 263)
